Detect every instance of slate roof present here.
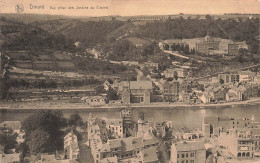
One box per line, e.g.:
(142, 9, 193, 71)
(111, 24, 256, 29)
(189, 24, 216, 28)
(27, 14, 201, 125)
(121, 138, 134, 151)
(132, 137, 143, 149)
(142, 147, 159, 163)
(174, 141, 205, 151)
(143, 137, 158, 146)
(251, 128, 260, 136)
(101, 156, 118, 163)
(108, 139, 121, 149)
(129, 81, 152, 90)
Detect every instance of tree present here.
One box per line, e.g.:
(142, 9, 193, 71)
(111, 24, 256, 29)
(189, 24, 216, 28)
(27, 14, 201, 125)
(0, 126, 18, 152)
(68, 112, 84, 128)
(95, 85, 105, 94)
(174, 71, 178, 80)
(106, 88, 119, 101)
(22, 110, 67, 153)
(219, 79, 224, 84)
(164, 44, 169, 50)
(27, 129, 50, 155)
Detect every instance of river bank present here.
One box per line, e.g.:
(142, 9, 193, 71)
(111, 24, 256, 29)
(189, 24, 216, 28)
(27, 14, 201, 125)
(0, 97, 259, 113)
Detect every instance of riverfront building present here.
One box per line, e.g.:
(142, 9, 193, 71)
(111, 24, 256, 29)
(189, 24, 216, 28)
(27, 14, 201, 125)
(112, 80, 152, 104)
(202, 116, 257, 138)
(170, 141, 206, 163)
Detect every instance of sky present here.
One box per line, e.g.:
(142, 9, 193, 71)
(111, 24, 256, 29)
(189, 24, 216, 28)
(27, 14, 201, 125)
(0, 0, 259, 17)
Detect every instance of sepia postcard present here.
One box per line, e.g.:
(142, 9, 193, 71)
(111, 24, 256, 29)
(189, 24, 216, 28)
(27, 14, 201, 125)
(0, 0, 259, 162)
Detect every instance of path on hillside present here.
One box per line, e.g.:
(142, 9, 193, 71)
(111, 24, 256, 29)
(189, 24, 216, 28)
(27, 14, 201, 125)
(164, 50, 205, 63)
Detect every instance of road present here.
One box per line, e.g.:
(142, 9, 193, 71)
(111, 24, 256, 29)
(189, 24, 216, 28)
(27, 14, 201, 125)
(157, 137, 170, 163)
(79, 137, 94, 163)
(164, 50, 205, 63)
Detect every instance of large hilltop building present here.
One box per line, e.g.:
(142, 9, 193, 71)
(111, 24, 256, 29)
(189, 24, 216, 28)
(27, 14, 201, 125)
(159, 35, 248, 56)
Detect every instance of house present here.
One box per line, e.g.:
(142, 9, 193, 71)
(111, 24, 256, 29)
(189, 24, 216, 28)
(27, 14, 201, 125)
(162, 68, 188, 79)
(104, 80, 112, 91)
(206, 86, 227, 102)
(162, 68, 175, 78)
(238, 70, 256, 82)
(137, 74, 148, 81)
(218, 128, 255, 159)
(154, 121, 172, 138)
(228, 41, 248, 55)
(202, 116, 256, 138)
(218, 73, 239, 83)
(121, 89, 131, 104)
(100, 156, 118, 163)
(174, 68, 188, 78)
(105, 119, 123, 138)
(170, 141, 206, 163)
(112, 80, 130, 93)
(178, 92, 191, 104)
(0, 121, 25, 144)
(120, 81, 152, 104)
(140, 147, 159, 163)
(181, 128, 201, 140)
(0, 153, 21, 163)
(64, 132, 79, 161)
(251, 128, 260, 157)
(81, 96, 106, 106)
(197, 92, 210, 104)
(161, 80, 179, 102)
(178, 79, 188, 93)
(225, 87, 244, 102)
(172, 128, 201, 140)
(136, 119, 153, 138)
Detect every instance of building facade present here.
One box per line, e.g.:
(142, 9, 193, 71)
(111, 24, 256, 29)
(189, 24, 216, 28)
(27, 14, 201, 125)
(202, 116, 256, 138)
(170, 141, 206, 163)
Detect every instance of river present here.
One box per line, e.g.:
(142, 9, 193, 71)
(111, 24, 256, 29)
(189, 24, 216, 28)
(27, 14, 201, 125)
(0, 104, 259, 129)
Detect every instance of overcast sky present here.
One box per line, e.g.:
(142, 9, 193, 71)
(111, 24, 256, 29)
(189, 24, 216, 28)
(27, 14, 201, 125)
(0, 0, 259, 17)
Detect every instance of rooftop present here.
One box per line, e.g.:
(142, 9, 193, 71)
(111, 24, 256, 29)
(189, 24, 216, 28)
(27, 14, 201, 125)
(251, 128, 260, 136)
(142, 147, 159, 163)
(105, 119, 122, 126)
(129, 81, 152, 90)
(174, 141, 205, 151)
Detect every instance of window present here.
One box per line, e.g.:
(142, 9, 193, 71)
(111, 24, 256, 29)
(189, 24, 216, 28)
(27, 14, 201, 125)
(191, 153, 195, 157)
(182, 154, 185, 158)
(190, 160, 194, 163)
(186, 160, 188, 163)
(181, 161, 184, 163)
(177, 154, 179, 158)
(186, 153, 188, 157)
